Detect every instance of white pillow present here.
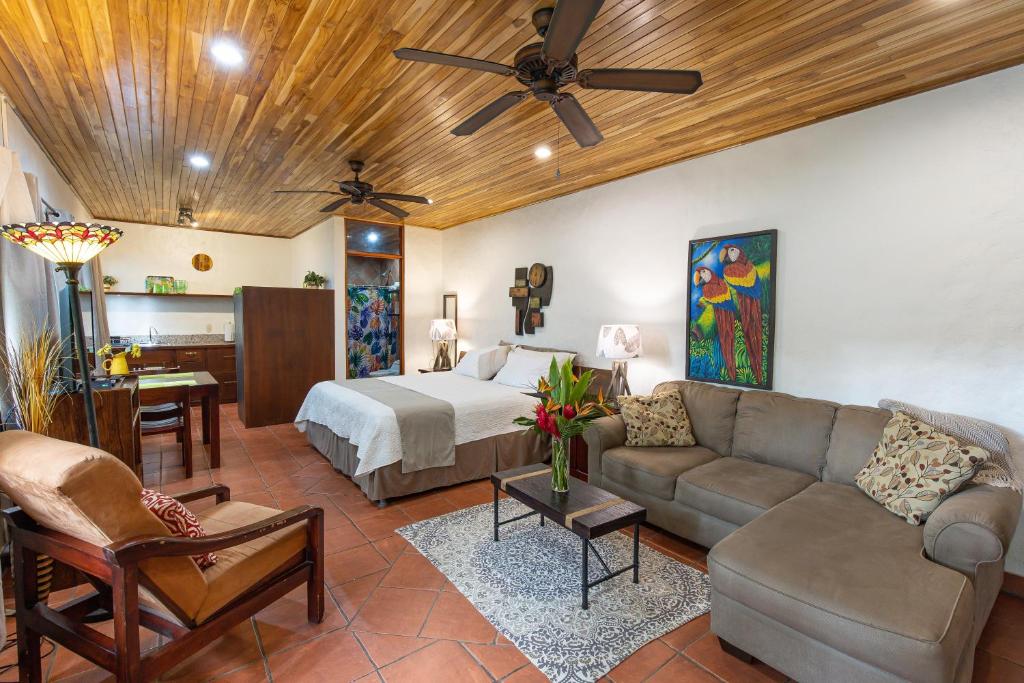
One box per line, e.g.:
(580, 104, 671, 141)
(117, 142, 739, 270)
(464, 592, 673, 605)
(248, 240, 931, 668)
(453, 345, 510, 380)
(507, 346, 576, 368)
(492, 348, 576, 389)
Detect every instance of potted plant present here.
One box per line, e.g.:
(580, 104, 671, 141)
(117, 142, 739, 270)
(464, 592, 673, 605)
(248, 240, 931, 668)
(102, 274, 118, 292)
(303, 271, 327, 289)
(514, 359, 614, 492)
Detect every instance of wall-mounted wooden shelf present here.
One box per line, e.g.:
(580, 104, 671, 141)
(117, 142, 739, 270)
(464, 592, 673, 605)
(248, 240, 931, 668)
(105, 291, 233, 300)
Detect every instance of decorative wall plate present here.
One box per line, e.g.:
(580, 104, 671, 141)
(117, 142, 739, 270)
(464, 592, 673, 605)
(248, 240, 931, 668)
(192, 253, 213, 271)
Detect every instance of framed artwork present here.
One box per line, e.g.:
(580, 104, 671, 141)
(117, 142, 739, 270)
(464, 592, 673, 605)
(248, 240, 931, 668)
(686, 229, 777, 389)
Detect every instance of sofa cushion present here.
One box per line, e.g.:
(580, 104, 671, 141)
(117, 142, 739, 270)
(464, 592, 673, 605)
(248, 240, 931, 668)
(619, 390, 695, 447)
(708, 482, 975, 682)
(732, 390, 838, 477)
(654, 381, 740, 456)
(603, 446, 718, 500)
(855, 412, 988, 525)
(194, 501, 307, 624)
(675, 457, 816, 526)
(822, 405, 891, 485)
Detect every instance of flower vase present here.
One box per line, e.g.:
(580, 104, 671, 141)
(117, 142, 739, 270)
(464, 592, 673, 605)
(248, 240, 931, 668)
(551, 437, 570, 493)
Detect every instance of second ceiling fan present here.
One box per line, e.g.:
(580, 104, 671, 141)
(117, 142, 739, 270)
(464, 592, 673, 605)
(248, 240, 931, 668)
(272, 160, 431, 219)
(394, 0, 703, 148)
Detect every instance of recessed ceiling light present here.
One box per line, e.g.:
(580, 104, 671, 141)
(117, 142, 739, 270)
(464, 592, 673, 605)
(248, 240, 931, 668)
(190, 220, 200, 228)
(534, 145, 552, 160)
(427, 198, 434, 205)
(210, 40, 244, 67)
(366, 231, 380, 243)
(188, 154, 210, 169)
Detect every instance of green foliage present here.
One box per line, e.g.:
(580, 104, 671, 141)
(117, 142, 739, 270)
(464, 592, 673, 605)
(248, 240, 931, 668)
(304, 270, 327, 287)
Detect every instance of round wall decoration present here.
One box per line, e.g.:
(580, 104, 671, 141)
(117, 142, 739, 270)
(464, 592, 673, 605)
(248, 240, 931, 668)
(192, 253, 213, 272)
(528, 262, 547, 287)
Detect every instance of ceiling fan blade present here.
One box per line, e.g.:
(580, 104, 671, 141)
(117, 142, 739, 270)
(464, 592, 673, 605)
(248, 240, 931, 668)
(542, 0, 604, 66)
(319, 197, 351, 213)
(393, 48, 514, 76)
(273, 189, 342, 195)
(452, 91, 529, 136)
(338, 182, 360, 195)
(550, 94, 603, 148)
(371, 192, 431, 205)
(368, 198, 409, 219)
(578, 68, 703, 94)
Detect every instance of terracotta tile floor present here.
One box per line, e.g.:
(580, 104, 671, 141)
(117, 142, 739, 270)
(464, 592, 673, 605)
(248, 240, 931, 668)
(4, 404, 1024, 682)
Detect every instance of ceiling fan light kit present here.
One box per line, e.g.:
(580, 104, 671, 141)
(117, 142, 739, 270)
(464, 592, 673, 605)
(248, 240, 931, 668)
(394, 0, 702, 149)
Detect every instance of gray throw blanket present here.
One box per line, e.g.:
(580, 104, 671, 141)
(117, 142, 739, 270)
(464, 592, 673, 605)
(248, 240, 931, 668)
(341, 379, 455, 474)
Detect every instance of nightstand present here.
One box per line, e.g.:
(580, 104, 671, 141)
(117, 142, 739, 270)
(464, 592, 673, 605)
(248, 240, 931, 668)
(571, 403, 621, 482)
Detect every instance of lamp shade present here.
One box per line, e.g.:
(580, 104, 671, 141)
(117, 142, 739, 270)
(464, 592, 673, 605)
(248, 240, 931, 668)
(0, 222, 122, 265)
(596, 324, 642, 360)
(429, 318, 457, 341)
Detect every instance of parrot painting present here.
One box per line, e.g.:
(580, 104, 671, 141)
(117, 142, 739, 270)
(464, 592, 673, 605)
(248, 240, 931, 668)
(720, 244, 767, 385)
(692, 266, 738, 381)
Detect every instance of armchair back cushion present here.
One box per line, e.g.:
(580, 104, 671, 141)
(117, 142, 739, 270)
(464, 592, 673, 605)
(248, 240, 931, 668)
(731, 391, 839, 477)
(0, 431, 206, 620)
(655, 381, 740, 456)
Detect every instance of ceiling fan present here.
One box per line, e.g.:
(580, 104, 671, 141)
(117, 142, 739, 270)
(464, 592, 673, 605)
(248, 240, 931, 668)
(272, 159, 432, 219)
(394, 0, 702, 148)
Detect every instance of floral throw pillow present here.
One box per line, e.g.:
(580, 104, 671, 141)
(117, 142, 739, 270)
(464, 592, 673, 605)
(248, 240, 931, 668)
(619, 390, 696, 448)
(854, 412, 988, 525)
(140, 488, 217, 569)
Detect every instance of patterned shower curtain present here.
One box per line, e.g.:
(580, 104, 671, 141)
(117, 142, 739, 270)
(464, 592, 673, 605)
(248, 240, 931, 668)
(347, 285, 399, 378)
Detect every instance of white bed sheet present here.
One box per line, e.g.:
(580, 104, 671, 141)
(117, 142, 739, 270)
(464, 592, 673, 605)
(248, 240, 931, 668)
(294, 372, 538, 476)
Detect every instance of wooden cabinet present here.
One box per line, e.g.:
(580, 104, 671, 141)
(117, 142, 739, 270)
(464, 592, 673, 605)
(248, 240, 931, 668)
(46, 377, 142, 477)
(175, 348, 207, 372)
(235, 286, 334, 427)
(206, 346, 238, 403)
(117, 344, 237, 403)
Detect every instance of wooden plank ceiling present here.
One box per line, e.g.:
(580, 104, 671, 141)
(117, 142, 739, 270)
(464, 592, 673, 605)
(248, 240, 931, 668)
(0, 1, 1022, 237)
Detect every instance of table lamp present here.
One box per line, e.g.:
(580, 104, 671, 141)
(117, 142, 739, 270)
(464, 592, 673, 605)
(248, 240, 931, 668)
(1, 222, 123, 447)
(429, 319, 457, 371)
(596, 324, 643, 400)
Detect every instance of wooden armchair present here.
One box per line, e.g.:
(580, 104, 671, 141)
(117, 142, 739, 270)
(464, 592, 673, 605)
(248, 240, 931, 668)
(0, 431, 324, 682)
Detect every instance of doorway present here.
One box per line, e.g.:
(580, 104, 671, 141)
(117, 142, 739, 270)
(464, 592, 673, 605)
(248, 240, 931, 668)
(344, 219, 404, 378)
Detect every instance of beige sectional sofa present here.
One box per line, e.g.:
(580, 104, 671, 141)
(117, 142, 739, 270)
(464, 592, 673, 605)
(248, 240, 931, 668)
(584, 380, 1021, 683)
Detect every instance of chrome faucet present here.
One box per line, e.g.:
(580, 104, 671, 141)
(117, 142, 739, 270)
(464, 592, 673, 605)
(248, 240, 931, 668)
(148, 326, 158, 344)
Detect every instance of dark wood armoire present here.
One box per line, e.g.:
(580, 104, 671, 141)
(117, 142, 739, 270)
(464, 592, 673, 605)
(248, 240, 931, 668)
(234, 286, 334, 428)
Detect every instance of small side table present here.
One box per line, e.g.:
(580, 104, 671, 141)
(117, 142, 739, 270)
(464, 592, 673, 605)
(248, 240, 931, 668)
(570, 405, 620, 482)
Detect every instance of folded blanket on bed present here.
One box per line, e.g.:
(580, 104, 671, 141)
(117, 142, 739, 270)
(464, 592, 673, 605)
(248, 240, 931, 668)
(343, 379, 455, 474)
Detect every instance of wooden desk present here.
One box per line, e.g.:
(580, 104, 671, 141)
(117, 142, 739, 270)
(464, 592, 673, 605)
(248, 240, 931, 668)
(138, 371, 221, 468)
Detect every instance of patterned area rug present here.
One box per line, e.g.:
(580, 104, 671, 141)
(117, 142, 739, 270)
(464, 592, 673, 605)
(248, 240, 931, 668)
(398, 499, 710, 683)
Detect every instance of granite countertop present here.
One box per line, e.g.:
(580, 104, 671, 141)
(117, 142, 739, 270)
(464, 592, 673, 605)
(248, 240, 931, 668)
(111, 334, 234, 348)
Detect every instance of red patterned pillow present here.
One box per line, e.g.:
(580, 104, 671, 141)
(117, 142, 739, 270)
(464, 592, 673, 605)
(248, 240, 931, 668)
(140, 488, 217, 569)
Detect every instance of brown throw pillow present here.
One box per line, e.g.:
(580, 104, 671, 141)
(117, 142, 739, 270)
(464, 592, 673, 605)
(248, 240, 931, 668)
(619, 390, 696, 447)
(854, 411, 988, 525)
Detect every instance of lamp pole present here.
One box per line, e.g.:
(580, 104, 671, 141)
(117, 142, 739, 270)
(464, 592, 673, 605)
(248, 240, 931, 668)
(60, 263, 99, 448)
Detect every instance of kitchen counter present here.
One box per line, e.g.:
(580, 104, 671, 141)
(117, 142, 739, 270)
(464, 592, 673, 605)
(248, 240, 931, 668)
(110, 341, 238, 402)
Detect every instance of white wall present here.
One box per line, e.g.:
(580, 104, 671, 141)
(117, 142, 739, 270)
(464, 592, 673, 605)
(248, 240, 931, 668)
(442, 65, 1024, 572)
(3, 108, 90, 221)
(101, 220, 295, 336)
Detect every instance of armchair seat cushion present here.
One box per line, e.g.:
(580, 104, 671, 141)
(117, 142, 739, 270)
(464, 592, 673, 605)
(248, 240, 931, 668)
(675, 457, 816, 526)
(709, 482, 975, 682)
(194, 501, 308, 624)
(603, 446, 718, 500)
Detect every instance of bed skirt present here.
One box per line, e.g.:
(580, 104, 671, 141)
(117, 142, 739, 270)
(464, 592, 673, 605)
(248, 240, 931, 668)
(304, 422, 550, 502)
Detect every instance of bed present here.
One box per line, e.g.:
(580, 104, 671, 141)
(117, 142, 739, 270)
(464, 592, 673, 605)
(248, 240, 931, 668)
(295, 371, 550, 503)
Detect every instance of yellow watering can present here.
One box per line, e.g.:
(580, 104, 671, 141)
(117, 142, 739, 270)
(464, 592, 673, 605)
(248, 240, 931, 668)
(102, 351, 131, 376)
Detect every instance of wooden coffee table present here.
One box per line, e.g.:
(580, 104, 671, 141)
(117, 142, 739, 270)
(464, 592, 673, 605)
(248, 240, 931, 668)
(491, 463, 647, 609)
